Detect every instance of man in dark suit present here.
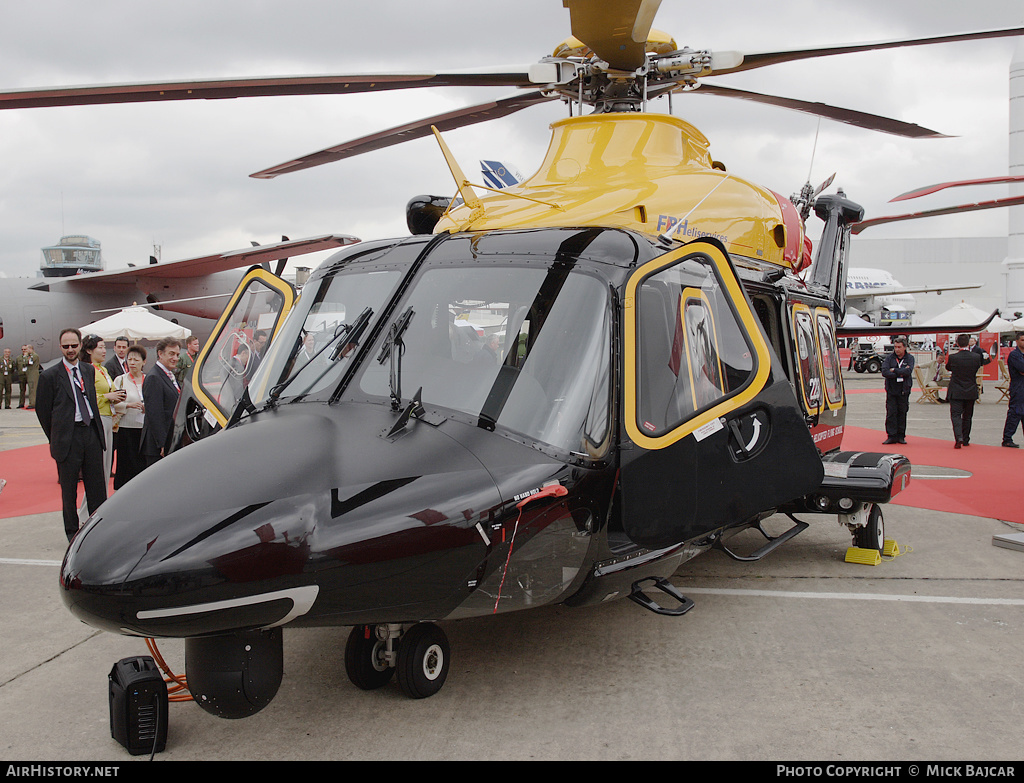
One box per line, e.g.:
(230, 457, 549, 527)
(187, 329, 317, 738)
(946, 333, 991, 448)
(35, 327, 107, 541)
(104, 335, 130, 380)
(1002, 332, 1024, 448)
(140, 337, 182, 466)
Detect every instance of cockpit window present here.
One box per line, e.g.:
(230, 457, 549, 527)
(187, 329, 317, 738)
(357, 264, 612, 458)
(196, 273, 292, 423)
(247, 268, 402, 405)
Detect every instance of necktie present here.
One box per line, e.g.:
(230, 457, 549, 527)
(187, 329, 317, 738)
(72, 367, 92, 426)
(164, 366, 180, 393)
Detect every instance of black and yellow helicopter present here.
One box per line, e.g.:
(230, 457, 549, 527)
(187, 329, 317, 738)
(10, 1, 1022, 717)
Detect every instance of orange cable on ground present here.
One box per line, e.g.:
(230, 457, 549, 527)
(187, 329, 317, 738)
(145, 638, 193, 702)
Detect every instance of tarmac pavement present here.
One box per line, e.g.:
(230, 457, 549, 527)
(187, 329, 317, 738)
(0, 372, 1022, 762)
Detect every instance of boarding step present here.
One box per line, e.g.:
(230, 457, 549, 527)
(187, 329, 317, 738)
(628, 577, 695, 617)
(715, 515, 809, 562)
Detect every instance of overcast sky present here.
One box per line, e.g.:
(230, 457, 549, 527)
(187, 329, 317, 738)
(0, 0, 1022, 278)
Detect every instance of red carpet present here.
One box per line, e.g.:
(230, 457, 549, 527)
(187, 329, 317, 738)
(0, 443, 112, 519)
(841, 426, 1023, 524)
(0, 429, 1020, 523)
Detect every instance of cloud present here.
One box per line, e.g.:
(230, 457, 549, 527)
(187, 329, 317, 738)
(0, 0, 1021, 276)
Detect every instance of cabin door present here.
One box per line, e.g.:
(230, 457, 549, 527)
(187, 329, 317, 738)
(619, 240, 824, 550)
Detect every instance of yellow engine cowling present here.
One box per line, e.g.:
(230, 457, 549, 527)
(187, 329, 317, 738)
(433, 113, 805, 270)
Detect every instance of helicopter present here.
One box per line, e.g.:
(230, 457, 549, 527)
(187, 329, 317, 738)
(20, 0, 1021, 718)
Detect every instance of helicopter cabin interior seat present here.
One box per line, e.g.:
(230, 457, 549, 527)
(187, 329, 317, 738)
(637, 279, 689, 434)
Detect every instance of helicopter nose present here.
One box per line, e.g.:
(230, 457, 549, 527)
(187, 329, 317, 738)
(59, 512, 146, 635)
(60, 409, 334, 637)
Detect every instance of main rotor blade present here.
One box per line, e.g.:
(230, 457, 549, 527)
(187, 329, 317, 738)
(691, 82, 948, 138)
(0, 69, 534, 110)
(708, 26, 1024, 77)
(562, 0, 662, 71)
(852, 195, 1024, 234)
(890, 175, 1024, 202)
(250, 90, 554, 179)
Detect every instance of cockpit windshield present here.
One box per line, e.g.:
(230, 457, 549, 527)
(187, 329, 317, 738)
(357, 263, 612, 458)
(247, 268, 402, 405)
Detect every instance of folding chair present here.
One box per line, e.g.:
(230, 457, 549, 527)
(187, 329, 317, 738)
(914, 366, 941, 404)
(996, 359, 1011, 403)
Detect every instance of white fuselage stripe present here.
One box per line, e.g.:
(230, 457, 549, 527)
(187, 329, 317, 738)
(136, 585, 320, 627)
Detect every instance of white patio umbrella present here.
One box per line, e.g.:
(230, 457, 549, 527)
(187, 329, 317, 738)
(984, 314, 1017, 333)
(81, 305, 191, 342)
(841, 312, 873, 328)
(921, 301, 1016, 332)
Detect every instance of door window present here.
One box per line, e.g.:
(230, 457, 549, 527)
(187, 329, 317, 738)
(625, 242, 771, 449)
(815, 309, 844, 409)
(791, 304, 823, 415)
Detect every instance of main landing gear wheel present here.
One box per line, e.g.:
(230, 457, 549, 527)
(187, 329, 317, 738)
(396, 622, 450, 699)
(854, 504, 885, 552)
(344, 625, 394, 691)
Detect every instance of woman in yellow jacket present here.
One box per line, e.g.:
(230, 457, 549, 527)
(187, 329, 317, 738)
(81, 335, 126, 489)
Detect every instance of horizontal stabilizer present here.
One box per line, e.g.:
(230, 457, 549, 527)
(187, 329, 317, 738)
(838, 309, 1002, 338)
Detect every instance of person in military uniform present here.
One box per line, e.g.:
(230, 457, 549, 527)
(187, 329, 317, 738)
(1, 347, 15, 408)
(17, 344, 41, 409)
(174, 335, 199, 386)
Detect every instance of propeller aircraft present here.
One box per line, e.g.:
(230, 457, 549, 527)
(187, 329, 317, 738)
(4, 1, 1021, 720)
(0, 236, 357, 365)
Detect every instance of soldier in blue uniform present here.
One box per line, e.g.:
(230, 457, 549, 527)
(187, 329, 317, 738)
(881, 336, 914, 445)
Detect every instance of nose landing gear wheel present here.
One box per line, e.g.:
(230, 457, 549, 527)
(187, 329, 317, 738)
(344, 625, 394, 691)
(396, 622, 450, 699)
(854, 504, 885, 552)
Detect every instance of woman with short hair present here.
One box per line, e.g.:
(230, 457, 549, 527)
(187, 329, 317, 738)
(112, 344, 148, 488)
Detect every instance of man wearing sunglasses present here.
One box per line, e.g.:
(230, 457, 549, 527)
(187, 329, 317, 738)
(35, 327, 107, 541)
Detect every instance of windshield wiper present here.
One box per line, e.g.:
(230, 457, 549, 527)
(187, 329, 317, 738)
(376, 306, 414, 411)
(268, 306, 374, 404)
